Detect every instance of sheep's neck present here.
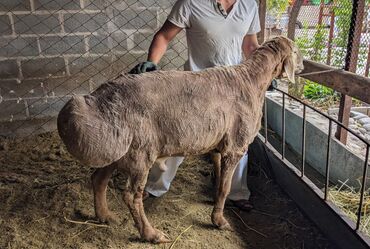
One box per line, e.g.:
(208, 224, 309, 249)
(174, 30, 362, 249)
(243, 48, 284, 92)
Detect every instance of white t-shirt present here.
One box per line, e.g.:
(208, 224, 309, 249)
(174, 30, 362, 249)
(168, 0, 261, 71)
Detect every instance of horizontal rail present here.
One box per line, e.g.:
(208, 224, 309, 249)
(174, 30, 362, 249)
(273, 88, 370, 146)
(301, 60, 370, 105)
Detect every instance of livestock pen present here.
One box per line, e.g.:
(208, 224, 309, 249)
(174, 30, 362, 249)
(0, 0, 369, 248)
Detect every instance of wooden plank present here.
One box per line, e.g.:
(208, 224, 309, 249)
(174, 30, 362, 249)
(301, 60, 370, 105)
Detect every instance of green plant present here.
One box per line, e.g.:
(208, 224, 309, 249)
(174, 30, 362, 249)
(303, 80, 339, 102)
(267, 0, 289, 16)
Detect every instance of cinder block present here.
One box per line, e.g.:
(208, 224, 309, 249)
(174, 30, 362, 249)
(14, 14, 61, 34)
(39, 35, 86, 55)
(0, 37, 39, 57)
(68, 56, 112, 76)
(0, 0, 31, 11)
(0, 60, 19, 79)
(0, 15, 12, 35)
(169, 35, 187, 54)
(0, 79, 46, 99)
(63, 13, 108, 33)
(0, 99, 28, 122)
(113, 52, 146, 72)
(44, 77, 90, 96)
(160, 49, 186, 70)
(133, 32, 154, 51)
(21, 58, 66, 78)
(33, 0, 80, 10)
(27, 96, 70, 118)
(113, 8, 158, 30)
(83, 0, 108, 10)
(136, 0, 176, 8)
(88, 35, 110, 54)
(111, 32, 128, 52)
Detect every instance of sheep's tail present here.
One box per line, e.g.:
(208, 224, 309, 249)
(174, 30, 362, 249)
(57, 95, 131, 168)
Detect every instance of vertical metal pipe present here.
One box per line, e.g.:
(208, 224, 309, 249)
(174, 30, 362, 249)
(264, 98, 268, 143)
(324, 120, 332, 200)
(301, 105, 306, 177)
(282, 92, 286, 159)
(356, 145, 370, 230)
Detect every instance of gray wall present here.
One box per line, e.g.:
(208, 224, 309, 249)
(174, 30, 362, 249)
(0, 0, 187, 135)
(266, 97, 368, 188)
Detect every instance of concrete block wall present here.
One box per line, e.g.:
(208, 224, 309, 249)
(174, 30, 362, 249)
(0, 0, 187, 135)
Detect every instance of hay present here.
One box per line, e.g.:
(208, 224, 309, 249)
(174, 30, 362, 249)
(329, 180, 370, 236)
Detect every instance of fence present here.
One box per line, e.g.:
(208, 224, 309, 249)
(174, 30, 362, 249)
(1, 0, 370, 246)
(265, 0, 370, 76)
(0, 0, 186, 136)
(1, 0, 369, 137)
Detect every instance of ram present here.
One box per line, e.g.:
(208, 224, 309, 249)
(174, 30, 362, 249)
(57, 36, 303, 243)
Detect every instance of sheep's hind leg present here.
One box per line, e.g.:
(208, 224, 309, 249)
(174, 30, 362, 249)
(91, 163, 119, 224)
(122, 160, 170, 243)
(211, 152, 221, 200)
(211, 153, 239, 231)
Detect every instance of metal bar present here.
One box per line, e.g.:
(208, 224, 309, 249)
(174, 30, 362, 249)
(301, 105, 306, 177)
(356, 145, 370, 231)
(282, 92, 286, 159)
(264, 98, 268, 143)
(273, 88, 370, 146)
(324, 120, 332, 200)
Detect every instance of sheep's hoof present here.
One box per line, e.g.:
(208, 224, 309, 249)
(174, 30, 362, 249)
(97, 212, 120, 225)
(212, 213, 233, 231)
(143, 228, 171, 244)
(218, 221, 233, 231)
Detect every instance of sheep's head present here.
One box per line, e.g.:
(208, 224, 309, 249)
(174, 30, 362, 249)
(266, 36, 304, 84)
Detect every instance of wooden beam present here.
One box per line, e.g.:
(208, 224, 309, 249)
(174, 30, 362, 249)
(301, 60, 370, 105)
(336, 0, 365, 144)
(287, 0, 304, 40)
(258, 0, 266, 44)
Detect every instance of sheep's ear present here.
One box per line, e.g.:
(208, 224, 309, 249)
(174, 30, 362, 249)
(284, 55, 296, 84)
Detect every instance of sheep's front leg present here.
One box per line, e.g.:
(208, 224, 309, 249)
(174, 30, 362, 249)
(122, 165, 170, 243)
(211, 153, 239, 231)
(91, 163, 118, 224)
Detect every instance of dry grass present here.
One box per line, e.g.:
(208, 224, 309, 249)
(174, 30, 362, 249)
(329, 180, 370, 236)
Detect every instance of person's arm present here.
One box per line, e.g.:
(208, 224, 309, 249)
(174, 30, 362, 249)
(148, 20, 183, 64)
(242, 33, 260, 59)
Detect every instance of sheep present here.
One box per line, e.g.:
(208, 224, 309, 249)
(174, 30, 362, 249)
(57, 36, 304, 243)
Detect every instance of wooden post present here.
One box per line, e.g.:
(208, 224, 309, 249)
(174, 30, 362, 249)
(365, 43, 370, 77)
(326, 4, 335, 65)
(287, 0, 304, 40)
(258, 0, 266, 44)
(335, 0, 365, 144)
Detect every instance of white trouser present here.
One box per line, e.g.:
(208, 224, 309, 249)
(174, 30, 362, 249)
(145, 153, 250, 201)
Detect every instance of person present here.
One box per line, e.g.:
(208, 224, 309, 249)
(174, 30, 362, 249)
(129, 0, 260, 211)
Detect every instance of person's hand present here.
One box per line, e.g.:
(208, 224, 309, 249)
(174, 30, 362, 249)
(129, 61, 158, 74)
(267, 79, 278, 91)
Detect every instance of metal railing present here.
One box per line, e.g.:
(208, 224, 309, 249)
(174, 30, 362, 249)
(263, 86, 370, 231)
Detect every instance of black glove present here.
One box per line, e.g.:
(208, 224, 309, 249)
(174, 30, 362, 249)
(267, 79, 278, 91)
(129, 61, 158, 74)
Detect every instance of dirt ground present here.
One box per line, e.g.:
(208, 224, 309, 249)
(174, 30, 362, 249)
(0, 132, 336, 249)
